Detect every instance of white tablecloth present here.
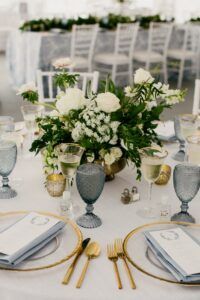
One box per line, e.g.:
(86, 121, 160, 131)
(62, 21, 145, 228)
(0, 143, 200, 300)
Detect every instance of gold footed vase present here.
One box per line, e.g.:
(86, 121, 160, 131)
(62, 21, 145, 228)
(95, 158, 126, 181)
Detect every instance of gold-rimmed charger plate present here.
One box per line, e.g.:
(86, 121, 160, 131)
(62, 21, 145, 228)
(123, 221, 200, 286)
(0, 211, 82, 271)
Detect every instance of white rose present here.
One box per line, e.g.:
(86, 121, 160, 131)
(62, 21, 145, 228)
(134, 68, 154, 84)
(95, 92, 121, 113)
(56, 88, 86, 115)
(110, 147, 122, 159)
(17, 82, 37, 95)
(52, 57, 73, 69)
(104, 153, 116, 165)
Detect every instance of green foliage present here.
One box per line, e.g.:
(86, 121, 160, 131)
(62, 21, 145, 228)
(138, 14, 174, 29)
(21, 91, 38, 103)
(54, 72, 79, 90)
(30, 116, 72, 154)
(19, 14, 173, 32)
(99, 14, 134, 30)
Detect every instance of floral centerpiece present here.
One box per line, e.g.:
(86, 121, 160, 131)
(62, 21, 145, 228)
(18, 60, 185, 179)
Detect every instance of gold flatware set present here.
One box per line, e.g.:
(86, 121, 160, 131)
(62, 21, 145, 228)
(62, 237, 135, 289)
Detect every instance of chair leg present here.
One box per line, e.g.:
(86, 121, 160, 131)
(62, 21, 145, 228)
(129, 60, 133, 85)
(163, 61, 168, 84)
(111, 64, 117, 84)
(177, 59, 184, 89)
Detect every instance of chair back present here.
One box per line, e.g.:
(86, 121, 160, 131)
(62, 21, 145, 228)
(193, 79, 200, 114)
(114, 23, 139, 58)
(37, 70, 99, 102)
(183, 25, 200, 54)
(70, 24, 99, 68)
(148, 22, 173, 57)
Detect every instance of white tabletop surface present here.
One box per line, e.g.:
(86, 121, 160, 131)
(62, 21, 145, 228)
(0, 143, 200, 300)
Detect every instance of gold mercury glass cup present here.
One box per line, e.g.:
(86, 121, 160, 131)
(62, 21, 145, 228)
(46, 174, 66, 197)
(155, 165, 171, 185)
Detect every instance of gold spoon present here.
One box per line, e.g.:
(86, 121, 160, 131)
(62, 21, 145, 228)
(76, 242, 101, 288)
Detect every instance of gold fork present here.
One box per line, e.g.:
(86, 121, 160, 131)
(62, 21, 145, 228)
(115, 238, 136, 289)
(107, 243, 123, 289)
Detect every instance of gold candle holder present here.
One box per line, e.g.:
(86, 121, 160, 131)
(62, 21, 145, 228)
(46, 174, 66, 197)
(155, 165, 171, 185)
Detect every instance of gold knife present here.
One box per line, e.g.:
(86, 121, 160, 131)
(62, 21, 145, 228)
(62, 238, 90, 285)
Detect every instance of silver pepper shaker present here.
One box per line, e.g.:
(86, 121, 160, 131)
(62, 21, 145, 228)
(131, 186, 140, 202)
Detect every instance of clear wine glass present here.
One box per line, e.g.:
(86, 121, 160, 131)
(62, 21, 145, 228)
(171, 163, 200, 223)
(0, 140, 17, 199)
(21, 104, 44, 157)
(76, 163, 105, 228)
(180, 114, 198, 139)
(0, 116, 15, 138)
(137, 147, 168, 219)
(55, 143, 85, 196)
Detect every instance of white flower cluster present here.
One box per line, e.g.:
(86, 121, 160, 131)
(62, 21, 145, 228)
(161, 84, 184, 105)
(71, 100, 120, 145)
(52, 57, 73, 69)
(124, 68, 184, 110)
(99, 147, 123, 165)
(41, 148, 58, 174)
(17, 82, 37, 95)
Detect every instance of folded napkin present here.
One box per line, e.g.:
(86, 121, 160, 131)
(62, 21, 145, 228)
(0, 212, 65, 266)
(155, 121, 176, 142)
(144, 227, 200, 283)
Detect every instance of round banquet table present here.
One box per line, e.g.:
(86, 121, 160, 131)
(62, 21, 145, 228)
(0, 142, 200, 300)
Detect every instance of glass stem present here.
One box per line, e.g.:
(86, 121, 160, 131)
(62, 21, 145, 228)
(2, 176, 9, 188)
(148, 182, 153, 204)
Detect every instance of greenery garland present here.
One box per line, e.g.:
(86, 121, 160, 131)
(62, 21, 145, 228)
(19, 14, 174, 32)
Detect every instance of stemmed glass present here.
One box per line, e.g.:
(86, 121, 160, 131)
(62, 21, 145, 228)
(0, 116, 15, 137)
(21, 104, 44, 156)
(76, 163, 105, 228)
(171, 163, 200, 223)
(0, 140, 17, 199)
(55, 143, 85, 196)
(137, 147, 168, 219)
(173, 115, 198, 162)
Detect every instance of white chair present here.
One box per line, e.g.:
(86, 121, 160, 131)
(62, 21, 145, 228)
(133, 22, 173, 83)
(193, 79, 200, 115)
(37, 70, 99, 102)
(167, 25, 200, 89)
(69, 24, 99, 72)
(93, 23, 139, 84)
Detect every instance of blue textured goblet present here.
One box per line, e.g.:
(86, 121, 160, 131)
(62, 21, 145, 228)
(0, 140, 17, 199)
(76, 163, 105, 228)
(171, 164, 200, 223)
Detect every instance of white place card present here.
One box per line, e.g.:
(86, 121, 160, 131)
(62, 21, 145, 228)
(148, 227, 200, 276)
(0, 212, 60, 256)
